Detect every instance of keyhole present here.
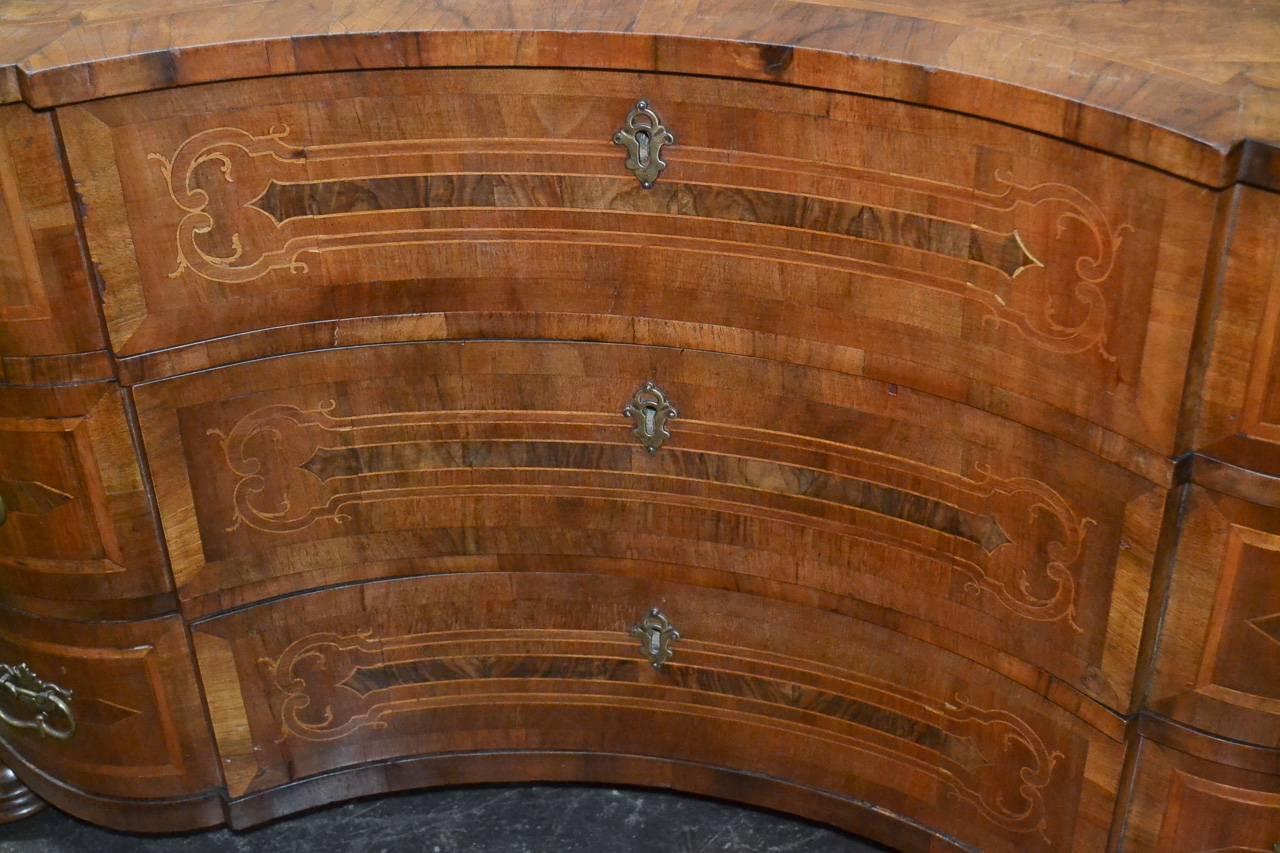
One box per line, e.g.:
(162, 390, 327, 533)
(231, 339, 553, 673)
(643, 404, 658, 436)
(635, 129, 651, 168)
(648, 630, 662, 655)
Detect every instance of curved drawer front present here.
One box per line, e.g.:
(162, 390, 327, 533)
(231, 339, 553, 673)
(1149, 468, 1280, 746)
(0, 104, 103, 360)
(62, 68, 1212, 457)
(191, 571, 1123, 852)
(1189, 186, 1280, 468)
(134, 340, 1164, 712)
(0, 604, 219, 800)
(0, 383, 170, 615)
(1119, 722, 1280, 852)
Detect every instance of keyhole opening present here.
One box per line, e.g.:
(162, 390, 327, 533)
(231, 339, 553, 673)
(635, 129, 651, 168)
(642, 404, 658, 436)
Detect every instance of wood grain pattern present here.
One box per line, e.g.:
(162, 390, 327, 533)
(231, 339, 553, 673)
(192, 570, 1125, 852)
(0, 0, 1275, 841)
(135, 340, 1163, 715)
(62, 69, 1212, 464)
(0, 604, 220, 802)
(1147, 469, 1280, 748)
(0, 350, 114, 387)
(0, 742, 225, 833)
(1188, 186, 1280, 474)
(1, 1, 1278, 188)
(0, 102, 103, 359)
(0, 381, 172, 618)
(1118, 718, 1280, 852)
(225, 751, 965, 849)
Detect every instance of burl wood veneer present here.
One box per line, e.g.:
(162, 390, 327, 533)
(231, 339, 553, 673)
(0, 1, 1278, 850)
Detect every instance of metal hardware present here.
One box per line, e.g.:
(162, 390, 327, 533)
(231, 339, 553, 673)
(0, 663, 75, 741)
(623, 381, 678, 453)
(613, 100, 674, 188)
(630, 608, 680, 669)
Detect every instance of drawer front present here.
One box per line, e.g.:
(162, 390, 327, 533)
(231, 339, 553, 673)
(1119, 727, 1280, 852)
(63, 68, 1212, 457)
(0, 604, 220, 799)
(135, 340, 1164, 712)
(0, 104, 104, 358)
(192, 571, 1122, 852)
(1149, 480, 1280, 746)
(1189, 186, 1280, 469)
(0, 382, 171, 614)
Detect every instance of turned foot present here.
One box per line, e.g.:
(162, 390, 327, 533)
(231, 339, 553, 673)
(0, 764, 44, 823)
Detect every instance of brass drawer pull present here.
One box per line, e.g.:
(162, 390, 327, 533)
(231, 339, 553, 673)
(613, 100, 674, 188)
(623, 381, 678, 453)
(631, 607, 679, 669)
(0, 662, 75, 741)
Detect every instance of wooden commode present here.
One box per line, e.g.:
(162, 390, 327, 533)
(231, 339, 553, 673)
(0, 2, 1277, 849)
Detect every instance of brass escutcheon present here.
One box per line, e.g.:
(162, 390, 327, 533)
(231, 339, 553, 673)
(623, 381, 678, 453)
(631, 608, 680, 670)
(613, 100, 674, 188)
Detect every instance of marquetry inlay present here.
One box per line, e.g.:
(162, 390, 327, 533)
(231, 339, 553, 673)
(210, 400, 1092, 627)
(260, 627, 1062, 840)
(150, 125, 1129, 359)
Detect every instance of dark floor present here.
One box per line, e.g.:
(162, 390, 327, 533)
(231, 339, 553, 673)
(1, 785, 892, 852)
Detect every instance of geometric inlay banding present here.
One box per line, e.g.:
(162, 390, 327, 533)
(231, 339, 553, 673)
(1248, 612, 1280, 648)
(0, 478, 73, 517)
(250, 175, 1041, 279)
(260, 629, 1060, 840)
(152, 125, 1131, 358)
(300, 440, 1015, 554)
(211, 402, 1091, 627)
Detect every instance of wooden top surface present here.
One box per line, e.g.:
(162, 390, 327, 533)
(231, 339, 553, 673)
(1, 0, 1278, 187)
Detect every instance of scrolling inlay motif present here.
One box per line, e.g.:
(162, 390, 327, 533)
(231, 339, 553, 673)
(259, 628, 1060, 839)
(150, 126, 1129, 358)
(210, 402, 1090, 628)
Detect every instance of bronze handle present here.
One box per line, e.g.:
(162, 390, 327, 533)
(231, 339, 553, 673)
(0, 662, 75, 740)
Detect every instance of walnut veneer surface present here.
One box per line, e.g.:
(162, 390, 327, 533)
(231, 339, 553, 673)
(0, 1, 1278, 850)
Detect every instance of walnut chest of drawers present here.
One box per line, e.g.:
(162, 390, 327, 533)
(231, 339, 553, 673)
(0, 2, 1278, 850)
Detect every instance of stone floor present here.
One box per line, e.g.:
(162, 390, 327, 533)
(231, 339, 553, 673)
(0, 785, 892, 852)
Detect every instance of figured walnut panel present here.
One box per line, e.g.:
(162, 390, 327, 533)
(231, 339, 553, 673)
(1119, 726, 1280, 852)
(3, 0, 1277, 189)
(0, 103, 103, 358)
(1148, 482, 1280, 747)
(1192, 187, 1280, 473)
(192, 571, 1123, 853)
(135, 340, 1163, 715)
(0, 604, 220, 800)
(61, 69, 1212, 460)
(0, 382, 171, 614)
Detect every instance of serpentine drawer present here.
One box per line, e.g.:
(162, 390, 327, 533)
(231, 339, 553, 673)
(0, 104, 104, 362)
(0, 382, 171, 618)
(133, 339, 1165, 715)
(61, 68, 1212, 468)
(190, 570, 1124, 851)
(0, 604, 219, 805)
(1118, 717, 1280, 851)
(1147, 457, 1280, 748)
